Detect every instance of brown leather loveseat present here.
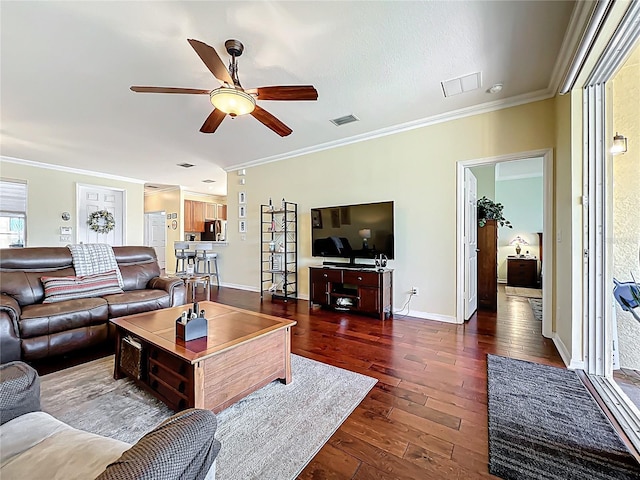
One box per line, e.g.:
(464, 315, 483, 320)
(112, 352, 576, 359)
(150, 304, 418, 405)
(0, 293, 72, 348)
(0, 246, 186, 364)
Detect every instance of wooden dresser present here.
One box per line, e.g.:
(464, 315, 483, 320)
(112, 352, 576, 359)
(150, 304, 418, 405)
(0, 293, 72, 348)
(507, 257, 538, 288)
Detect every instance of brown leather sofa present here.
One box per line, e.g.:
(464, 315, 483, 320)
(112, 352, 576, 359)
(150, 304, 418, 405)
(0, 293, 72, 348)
(0, 246, 186, 364)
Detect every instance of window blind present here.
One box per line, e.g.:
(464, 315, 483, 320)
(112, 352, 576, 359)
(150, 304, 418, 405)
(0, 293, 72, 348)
(0, 180, 27, 213)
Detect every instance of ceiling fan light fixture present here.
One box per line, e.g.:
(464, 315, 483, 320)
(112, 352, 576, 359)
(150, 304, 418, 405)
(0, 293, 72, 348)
(210, 87, 255, 116)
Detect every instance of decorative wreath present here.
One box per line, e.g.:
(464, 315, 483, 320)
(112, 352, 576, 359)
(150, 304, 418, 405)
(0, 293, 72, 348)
(88, 210, 115, 234)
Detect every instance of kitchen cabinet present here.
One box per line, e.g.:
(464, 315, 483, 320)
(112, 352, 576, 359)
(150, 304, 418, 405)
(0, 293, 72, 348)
(205, 203, 228, 221)
(184, 200, 205, 232)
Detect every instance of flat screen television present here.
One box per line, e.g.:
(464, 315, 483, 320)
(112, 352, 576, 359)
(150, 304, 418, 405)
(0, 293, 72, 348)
(311, 201, 394, 266)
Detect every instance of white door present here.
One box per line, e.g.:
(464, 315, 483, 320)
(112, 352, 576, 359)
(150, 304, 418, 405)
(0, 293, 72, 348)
(77, 185, 125, 245)
(464, 169, 478, 320)
(145, 212, 166, 270)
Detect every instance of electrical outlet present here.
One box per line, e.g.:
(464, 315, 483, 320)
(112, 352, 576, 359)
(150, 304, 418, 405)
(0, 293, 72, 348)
(411, 286, 419, 295)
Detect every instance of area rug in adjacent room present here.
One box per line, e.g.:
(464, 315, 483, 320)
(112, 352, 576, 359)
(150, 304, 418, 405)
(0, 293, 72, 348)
(487, 355, 640, 480)
(528, 297, 542, 321)
(504, 286, 543, 298)
(40, 354, 377, 480)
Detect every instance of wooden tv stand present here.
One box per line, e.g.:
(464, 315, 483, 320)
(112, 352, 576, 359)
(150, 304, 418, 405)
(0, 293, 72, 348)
(309, 266, 393, 320)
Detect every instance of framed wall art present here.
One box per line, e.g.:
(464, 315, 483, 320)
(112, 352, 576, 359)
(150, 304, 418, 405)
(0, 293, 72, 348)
(311, 209, 323, 229)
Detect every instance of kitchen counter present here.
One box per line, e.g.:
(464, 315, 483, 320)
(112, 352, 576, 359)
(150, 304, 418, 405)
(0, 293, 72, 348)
(176, 241, 228, 248)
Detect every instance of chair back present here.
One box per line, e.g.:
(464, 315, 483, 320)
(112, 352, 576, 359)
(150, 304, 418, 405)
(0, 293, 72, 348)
(195, 243, 217, 259)
(175, 242, 190, 251)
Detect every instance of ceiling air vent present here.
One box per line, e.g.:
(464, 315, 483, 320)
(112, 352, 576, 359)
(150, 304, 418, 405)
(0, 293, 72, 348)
(202, 179, 216, 183)
(177, 162, 195, 168)
(330, 114, 359, 126)
(441, 72, 482, 98)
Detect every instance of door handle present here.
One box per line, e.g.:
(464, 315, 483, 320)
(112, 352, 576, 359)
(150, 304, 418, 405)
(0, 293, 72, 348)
(476, 248, 480, 252)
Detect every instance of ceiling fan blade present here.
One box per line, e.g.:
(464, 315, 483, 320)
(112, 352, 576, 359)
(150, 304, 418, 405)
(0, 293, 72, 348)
(254, 85, 318, 101)
(200, 109, 226, 134)
(251, 105, 292, 137)
(130, 86, 211, 94)
(187, 39, 233, 85)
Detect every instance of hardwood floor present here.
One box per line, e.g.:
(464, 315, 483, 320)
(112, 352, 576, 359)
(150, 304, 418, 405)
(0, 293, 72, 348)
(203, 284, 563, 479)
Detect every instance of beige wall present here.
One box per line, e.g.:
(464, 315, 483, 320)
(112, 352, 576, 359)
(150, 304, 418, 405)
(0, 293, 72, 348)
(0, 160, 144, 247)
(225, 99, 556, 321)
(552, 90, 584, 367)
(469, 164, 496, 200)
(612, 45, 640, 369)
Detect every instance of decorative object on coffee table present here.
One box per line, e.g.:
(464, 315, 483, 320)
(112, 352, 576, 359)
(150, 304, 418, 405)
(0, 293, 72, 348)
(175, 302, 209, 342)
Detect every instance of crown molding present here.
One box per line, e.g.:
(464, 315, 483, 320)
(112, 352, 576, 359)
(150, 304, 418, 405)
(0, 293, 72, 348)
(225, 88, 555, 172)
(0, 155, 146, 184)
(181, 189, 224, 200)
(144, 186, 181, 196)
(549, 0, 598, 95)
(496, 172, 543, 181)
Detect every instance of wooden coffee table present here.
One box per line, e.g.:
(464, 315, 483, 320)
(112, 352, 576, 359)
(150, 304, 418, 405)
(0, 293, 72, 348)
(110, 301, 296, 413)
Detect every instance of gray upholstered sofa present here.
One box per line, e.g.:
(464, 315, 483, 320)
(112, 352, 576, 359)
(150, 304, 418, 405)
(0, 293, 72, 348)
(0, 246, 186, 364)
(0, 361, 220, 479)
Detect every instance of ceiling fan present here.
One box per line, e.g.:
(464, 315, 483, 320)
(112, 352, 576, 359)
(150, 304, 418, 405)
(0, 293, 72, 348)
(130, 39, 318, 137)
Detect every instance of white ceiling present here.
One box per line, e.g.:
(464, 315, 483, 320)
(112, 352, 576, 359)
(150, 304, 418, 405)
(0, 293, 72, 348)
(1, 1, 578, 196)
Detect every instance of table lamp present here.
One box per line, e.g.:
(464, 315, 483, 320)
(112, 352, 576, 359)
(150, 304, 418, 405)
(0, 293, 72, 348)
(359, 228, 371, 249)
(509, 235, 529, 256)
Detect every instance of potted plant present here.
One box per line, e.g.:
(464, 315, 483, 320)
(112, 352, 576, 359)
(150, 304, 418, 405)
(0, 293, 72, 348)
(477, 196, 512, 228)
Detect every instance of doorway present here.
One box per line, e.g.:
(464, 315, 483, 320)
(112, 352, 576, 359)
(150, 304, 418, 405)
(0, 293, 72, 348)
(144, 211, 167, 270)
(76, 184, 125, 245)
(456, 148, 553, 340)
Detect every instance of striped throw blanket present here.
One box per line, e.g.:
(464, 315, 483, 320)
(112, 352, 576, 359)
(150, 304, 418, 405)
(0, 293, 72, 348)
(67, 243, 124, 288)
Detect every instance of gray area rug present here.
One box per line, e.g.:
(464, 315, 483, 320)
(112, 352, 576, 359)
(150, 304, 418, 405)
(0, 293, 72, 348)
(487, 355, 640, 480)
(528, 297, 542, 321)
(41, 354, 376, 480)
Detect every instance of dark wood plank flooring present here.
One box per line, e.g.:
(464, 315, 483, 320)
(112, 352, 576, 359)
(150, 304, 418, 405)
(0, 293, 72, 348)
(32, 283, 562, 478)
(203, 284, 563, 479)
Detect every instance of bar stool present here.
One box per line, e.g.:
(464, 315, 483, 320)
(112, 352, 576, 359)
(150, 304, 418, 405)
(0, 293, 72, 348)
(174, 242, 195, 274)
(194, 243, 220, 287)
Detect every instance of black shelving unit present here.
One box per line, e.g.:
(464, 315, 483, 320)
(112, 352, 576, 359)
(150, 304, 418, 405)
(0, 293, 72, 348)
(260, 200, 298, 302)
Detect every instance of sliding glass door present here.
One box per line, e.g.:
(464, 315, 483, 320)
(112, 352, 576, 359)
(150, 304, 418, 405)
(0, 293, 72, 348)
(581, 2, 640, 451)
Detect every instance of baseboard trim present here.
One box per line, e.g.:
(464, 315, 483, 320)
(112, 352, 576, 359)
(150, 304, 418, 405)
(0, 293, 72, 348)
(220, 283, 260, 293)
(216, 283, 309, 301)
(215, 284, 453, 322)
(553, 334, 585, 370)
(401, 309, 460, 324)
